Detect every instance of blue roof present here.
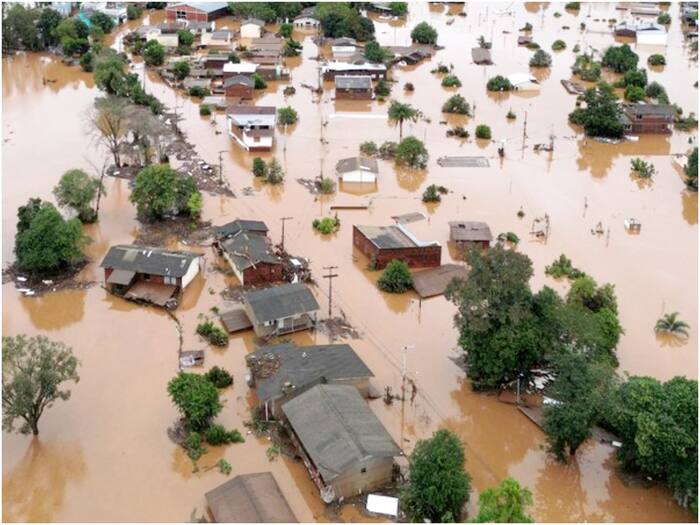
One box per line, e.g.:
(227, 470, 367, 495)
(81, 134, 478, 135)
(169, 2, 228, 13)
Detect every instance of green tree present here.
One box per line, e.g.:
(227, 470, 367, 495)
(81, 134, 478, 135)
(441, 74, 462, 87)
(655, 312, 690, 337)
(568, 82, 624, 138)
(602, 44, 639, 73)
(571, 53, 601, 81)
(411, 21, 438, 44)
(252, 73, 267, 89)
(93, 50, 128, 95)
(2, 4, 41, 51)
(173, 60, 190, 81)
(279, 22, 293, 38)
(442, 94, 471, 115)
(252, 157, 268, 177)
(143, 39, 165, 66)
(529, 49, 552, 67)
(684, 147, 698, 191)
(622, 68, 648, 88)
(167, 372, 222, 432)
(130, 165, 198, 220)
(2, 335, 80, 435)
(657, 12, 671, 25)
(542, 351, 616, 461)
(90, 11, 114, 34)
(471, 478, 534, 523)
(395, 136, 429, 169)
(91, 96, 129, 167)
(265, 158, 284, 184)
(389, 2, 408, 16)
(177, 29, 194, 47)
(79, 50, 94, 72)
(475, 125, 492, 140)
(487, 75, 513, 91)
(315, 3, 375, 40)
(37, 8, 63, 48)
(388, 100, 419, 139)
(364, 40, 391, 63)
(14, 202, 88, 276)
(401, 429, 471, 522)
(277, 106, 298, 126)
(445, 246, 546, 389)
(551, 39, 566, 51)
(377, 259, 413, 293)
(624, 85, 646, 102)
(648, 54, 666, 66)
(53, 169, 105, 223)
(127, 4, 143, 20)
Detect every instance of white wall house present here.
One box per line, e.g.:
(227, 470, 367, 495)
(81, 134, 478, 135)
(226, 106, 276, 151)
(240, 19, 264, 39)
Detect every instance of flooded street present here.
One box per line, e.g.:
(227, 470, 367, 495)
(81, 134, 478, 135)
(2, 2, 697, 522)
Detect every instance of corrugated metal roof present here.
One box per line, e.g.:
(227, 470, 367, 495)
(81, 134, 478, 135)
(336, 157, 378, 174)
(449, 221, 493, 242)
(100, 245, 200, 278)
(244, 283, 319, 323)
(221, 232, 281, 271)
(224, 75, 255, 88)
(248, 343, 374, 402)
(205, 472, 298, 523)
(216, 219, 268, 239)
(335, 75, 372, 90)
(354, 225, 416, 249)
(281, 384, 400, 483)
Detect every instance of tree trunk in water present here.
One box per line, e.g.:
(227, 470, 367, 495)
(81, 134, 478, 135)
(94, 166, 106, 222)
(30, 420, 38, 435)
(399, 121, 403, 140)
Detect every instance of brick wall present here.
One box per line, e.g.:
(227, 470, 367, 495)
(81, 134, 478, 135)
(336, 88, 372, 100)
(353, 226, 442, 269)
(242, 262, 284, 285)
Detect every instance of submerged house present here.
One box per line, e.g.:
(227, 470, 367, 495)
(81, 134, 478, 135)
(243, 283, 320, 337)
(240, 18, 265, 39)
(449, 221, 493, 249)
(507, 73, 540, 91)
(201, 30, 233, 49)
(246, 342, 374, 419)
(222, 61, 258, 78)
(100, 245, 202, 307)
(294, 7, 320, 28)
(620, 103, 674, 134)
(226, 105, 276, 151)
(353, 224, 441, 269)
(321, 61, 387, 80)
(335, 75, 373, 100)
(281, 384, 401, 502)
(215, 219, 283, 285)
(224, 75, 255, 98)
(471, 47, 493, 64)
(166, 2, 228, 22)
(205, 472, 298, 523)
(336, 157, 378, 183)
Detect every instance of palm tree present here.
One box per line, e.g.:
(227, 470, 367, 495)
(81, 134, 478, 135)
(654, 312, 690, 338)
(388, 100, 420, 140)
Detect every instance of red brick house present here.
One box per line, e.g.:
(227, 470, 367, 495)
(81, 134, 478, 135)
(335, 75, 373, 100)
(224, 75, 254, 98)
(449, 221, 493, 249)
(166, 2, 229, 22)
(215, 220, 283, 285)
(353, 224, 441, 269)
(621, 104, 675, 134)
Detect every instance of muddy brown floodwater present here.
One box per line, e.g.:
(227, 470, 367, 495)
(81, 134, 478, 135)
(2, 3, 697, 523)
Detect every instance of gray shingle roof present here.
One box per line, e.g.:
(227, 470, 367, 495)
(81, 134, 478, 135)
(335, 75, 372, 90)
(354, 225, 416, 249)
(224, 75, 255, 88)
(100, 245, 200, 278)
(205, 472, 298, 523)
(623, 103, 675, 118)
(336, 157, 378, 174)
(281, 384, 400, 483)
(244, 283, 320, 323)
(216, 219, 269, 239)
(248, 343, 374, 403)
(449, 221, 493, 242)
(242, 18, 265, 27)
(221, 232, 281, 271)
(471, 47, 492, 63)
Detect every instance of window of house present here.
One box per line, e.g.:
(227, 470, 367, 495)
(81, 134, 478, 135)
(176, 10, 186, 19)
(361, 467, 367, 474)
(143, 273, 151, 281)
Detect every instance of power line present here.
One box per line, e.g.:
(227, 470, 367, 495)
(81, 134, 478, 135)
(322, 266, 338, 317)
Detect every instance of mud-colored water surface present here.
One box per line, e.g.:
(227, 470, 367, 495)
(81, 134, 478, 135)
(2, 3, 697, 522)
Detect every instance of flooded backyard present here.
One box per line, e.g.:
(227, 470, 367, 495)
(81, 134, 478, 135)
(2, 2, 698, 522)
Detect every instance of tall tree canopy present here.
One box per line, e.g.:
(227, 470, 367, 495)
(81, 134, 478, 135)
(471, 477, 534, 523)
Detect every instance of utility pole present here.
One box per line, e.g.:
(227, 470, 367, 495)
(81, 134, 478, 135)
(322, 266, 338, 317)
(280, 216, 293, 252)
(217, 150, 226, 184)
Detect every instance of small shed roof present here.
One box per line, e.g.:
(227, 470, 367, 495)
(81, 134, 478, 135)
(281, 384, 400, 483)
(106, 268, 136, 286)
(100, 245, 200, 278)
(248, 343, 374, 403)
(335, 75, 372, 90)
(219, 308, 253, 333)
(471, 47, 492, 64)
(336, 157, 378, 174)
(412, 264, 469, 298)
(449, 221, 493, 242)
(205, 472, 298, 523)
(242, 18, 265, 27)
(244, 283, 320, 323)
(221, 232, 281, 272)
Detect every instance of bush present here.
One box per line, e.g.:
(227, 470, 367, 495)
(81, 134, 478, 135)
(529, 49, 552, 67)
(199, 104, 211, 116)
(53, 168, 103, 223)
(252, 157, 268, 177)
(205, 366, 233, 388)
(630, 158, 656, 178)
(685, 147, 698, 191)
(411, 22, 438, 44)
(442, 94, 471, 115)
(552, 39, 566, 51)
(545, 254, 586, 279)
(521, 22, 533, 31)
(624, 85, 646, 102)
(572, 54, 602, 81)
(265, 158, 284, 184)
(422, 184, 442, 202)
(277, 106, 298, 125)
(395, 136, 429, 169)
(432, 63, 449, 74)
(318, 177, 335, 194)
(184, 431, 205, 461)
(312, 216, 340, 235)
(379, 141, 397, 158)
(648, 54, 666, 66)
(130, 165, 199, 220)
(279, 22, 293, 38)
(173, 60, 190, 81)
(364, 41, 391, 63)
(283, 38, 302, 57)
(205, 424, 244, 445)
(404, 82, 414, 92)
(486, 75, 513, 92)
(657, 12, 671, 25)
(79, 51, 94, 72)
(375, 79, 391, 97)
(498, 231, 520, 245)
(217, 458, 232, 475)
(188, 86, 210, 97)
(360, 141, 378, 156)
(167, 373, 222, 432)
(622, 68, 647, 88)
(252, 73, 267, 89)
(475, 124, 492, 140)
(143, 39, 165, 66)
(645, 81, 667, 101)
(446, 126, 469, 138)
(178, 29, 194, 47)
(506, 110, 516, 120)
(441, 74, 461, 87)
(377, 259, 413, 293)
(526, 41, 540, 49)
(565, 2, 581, 9)
(127, 4, 143, 20)
(196, 320, 229, 347)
